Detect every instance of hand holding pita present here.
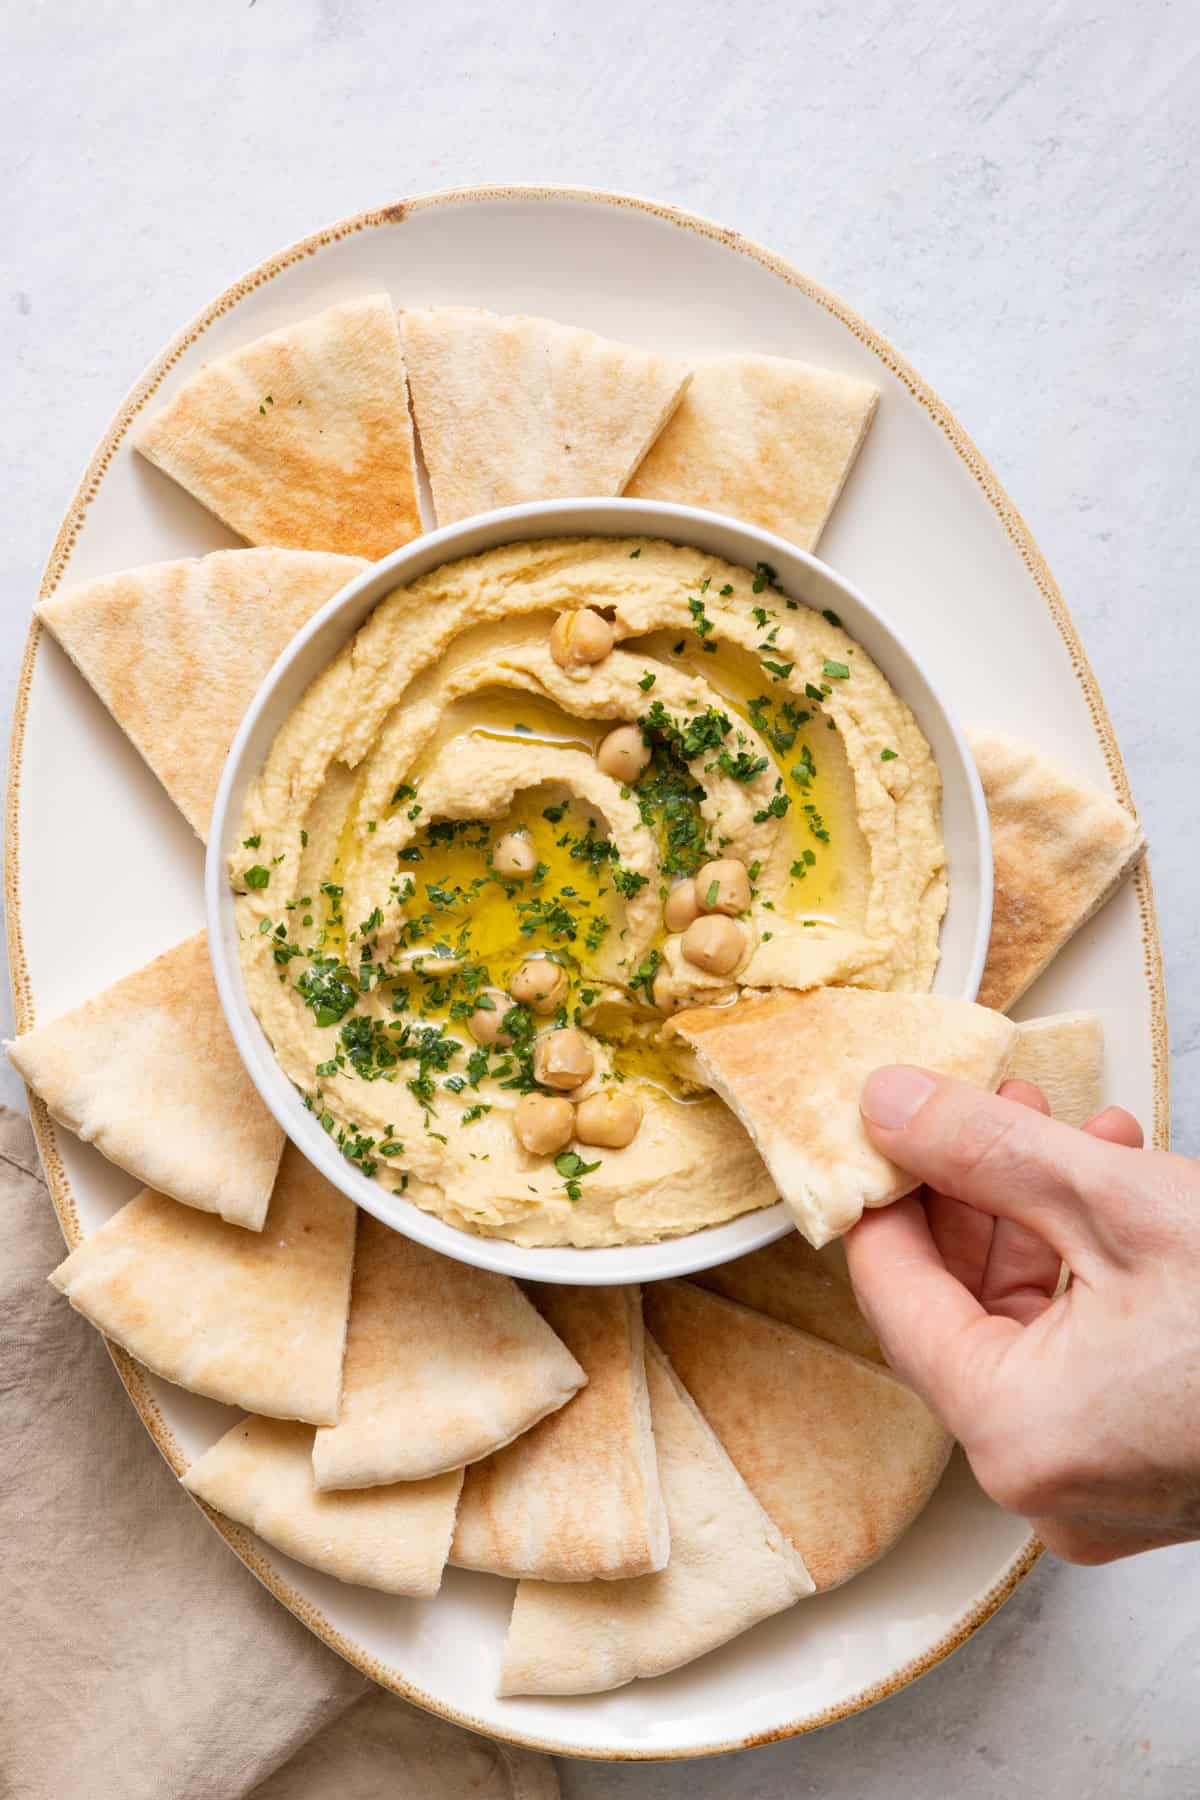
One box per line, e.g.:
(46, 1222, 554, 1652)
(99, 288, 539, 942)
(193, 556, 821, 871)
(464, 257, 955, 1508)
(844, 1068, 1200, 1566)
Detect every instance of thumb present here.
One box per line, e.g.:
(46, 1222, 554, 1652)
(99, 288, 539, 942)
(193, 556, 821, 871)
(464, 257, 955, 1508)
(859, 1066, 1116, 1267)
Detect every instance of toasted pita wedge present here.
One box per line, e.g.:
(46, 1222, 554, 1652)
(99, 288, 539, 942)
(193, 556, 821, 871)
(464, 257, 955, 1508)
(312, 1215, 584, 1488)
(452, 1285, 668, 1582)
(49, 1144, 355, 1423)
(7, 933, 282, 1229)
(971, 735, 1145, 1012)
(135, 296, 421, 558)
(671, 988, 1017, 1247)
(646, 1282, 950, 1590)
(400, 307, 690, 525)
(627, 352, 878, 549)
(38, 549, 365, 839)
(1004, 1011, 1105, 1127)
(498, 1338, 812, 1696)
(694, 1232, 884, 1364)
(184, 1417, 461, 1597)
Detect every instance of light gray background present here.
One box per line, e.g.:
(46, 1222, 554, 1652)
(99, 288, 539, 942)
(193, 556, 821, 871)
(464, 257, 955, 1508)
(3, 2, 1197, 1794)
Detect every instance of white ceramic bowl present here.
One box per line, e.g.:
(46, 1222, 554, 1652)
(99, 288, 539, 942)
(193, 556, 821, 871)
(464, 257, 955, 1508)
(206, 498, 992, 1284)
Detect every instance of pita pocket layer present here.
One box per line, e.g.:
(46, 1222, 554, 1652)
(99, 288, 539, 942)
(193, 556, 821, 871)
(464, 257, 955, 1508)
(7, 932, 282, 1230)
(49, 1144, 355, 1424)
(498, 1339, 812, 1696)
(695, 1232, 884, 1364)
(135, 295, 421, 558)
(185, 1417, 462, 1598)
(38, 548, 366, 840)
(452, 1285, 668, 1582)
(971, 734, 1145, 1012)
(645, 1282, 951, 1591)
(626, 352, 878, 550)
(400, 306, 691, 525)
(312, 1216, 584, 1488)
(1005, 1011, 1105, 1127)
(670, 988, 1017, 1247)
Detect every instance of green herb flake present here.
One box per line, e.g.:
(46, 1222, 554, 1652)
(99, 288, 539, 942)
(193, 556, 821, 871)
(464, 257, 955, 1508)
(823, 659, 850, 681)
(242, 834, 261, 849)
(243, 865, 271, 890)
(821, 608, 843, 629)
(629, 547, 642, 558)
(880, 747, 899, 762)
(638, 671, 656, 692)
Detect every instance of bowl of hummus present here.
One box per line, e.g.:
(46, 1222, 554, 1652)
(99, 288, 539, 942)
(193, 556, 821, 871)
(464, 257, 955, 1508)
(206, 499, 991, 1284)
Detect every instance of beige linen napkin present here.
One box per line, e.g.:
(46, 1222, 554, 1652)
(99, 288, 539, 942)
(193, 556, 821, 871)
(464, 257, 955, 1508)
(0, 1106, 558, 1800)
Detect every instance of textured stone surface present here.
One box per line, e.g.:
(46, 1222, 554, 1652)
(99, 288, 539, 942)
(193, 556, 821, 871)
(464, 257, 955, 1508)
(2, 2, 1196, 1793)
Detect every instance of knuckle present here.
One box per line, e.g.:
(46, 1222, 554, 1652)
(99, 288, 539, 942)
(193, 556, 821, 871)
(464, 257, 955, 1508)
(933, 1101, 1024, 1192)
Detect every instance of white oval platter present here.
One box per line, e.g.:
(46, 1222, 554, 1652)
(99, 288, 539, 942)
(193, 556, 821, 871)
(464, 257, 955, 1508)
(5, 186, 1167, 1762)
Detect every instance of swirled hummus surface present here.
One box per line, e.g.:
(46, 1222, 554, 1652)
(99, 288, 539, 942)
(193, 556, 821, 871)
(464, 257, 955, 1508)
(233, 537, 946, 1247)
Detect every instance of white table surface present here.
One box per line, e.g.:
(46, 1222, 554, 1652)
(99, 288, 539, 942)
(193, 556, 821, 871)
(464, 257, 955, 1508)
(3, 2, 1197, 1794)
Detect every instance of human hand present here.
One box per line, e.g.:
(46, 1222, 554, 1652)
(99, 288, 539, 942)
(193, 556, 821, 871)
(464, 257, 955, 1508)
(844, 1067, 1200, 1564)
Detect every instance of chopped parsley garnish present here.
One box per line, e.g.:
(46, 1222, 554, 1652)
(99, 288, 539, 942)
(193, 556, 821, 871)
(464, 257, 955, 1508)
(881, 747, 899, 762)
(628, 948, 661, 1000)
(761, 659, 794, 682)
(297, 958, 358, 1027)
(243, 864, 271, 890)
(753, 793, 792, 824)
(638, 671, 656, 691)
(612, 866, 649, 899)
(716, 748, 769, 783)
(554, 1149, 602, 1201)
(242, 834, 261, 849)
(705, 879, 720, 907)
(823, 658, 850, 680)
(821, 608, 843, 629)
(629, 547, 642, 558)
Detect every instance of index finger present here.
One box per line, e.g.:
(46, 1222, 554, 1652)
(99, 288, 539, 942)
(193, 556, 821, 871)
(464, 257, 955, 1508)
(844, 1195, 1020, 1437)
(859, 1066, 1120, 1268)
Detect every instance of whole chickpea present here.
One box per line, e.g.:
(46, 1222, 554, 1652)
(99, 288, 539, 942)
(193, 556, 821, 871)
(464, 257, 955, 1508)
(492, 832, 538, 879)
(575, 1089, 643, 1149)
(681, 914, 747, 977)
(510, 957, 569, 1015)
(467, 988, 513, 1046)
(550, 608, 614, 670)
(533, 1028, 595, 1091)
(596, 724, 651, 784)
(695, 857, 751, 917)
(663, 878, 700, 933)
(513, 1093, 576, 1156)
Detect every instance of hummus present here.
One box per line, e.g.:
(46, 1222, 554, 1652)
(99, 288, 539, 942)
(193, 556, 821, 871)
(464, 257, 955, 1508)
(233, 537, 946, 1247)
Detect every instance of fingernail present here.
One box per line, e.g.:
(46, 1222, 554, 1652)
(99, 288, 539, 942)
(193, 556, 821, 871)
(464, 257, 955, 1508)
(860, 1066, 937, 1130)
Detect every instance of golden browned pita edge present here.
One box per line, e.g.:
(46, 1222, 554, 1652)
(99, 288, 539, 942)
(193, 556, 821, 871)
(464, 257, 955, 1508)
(184, 1416, 462, 1598)
(626, 352, 878, 550)
(497, 1337, 812, 1697)
(451, 1285, 668, 1582)
(399, 306, 691, 526)
(37, 549, 367, 840)
(135, 295, 422, 559)
(1004, 1011, 1105, 1127)
(645, 1282, 951, 1592)
(971, 734, 1145, 1013)
(670, 987, 1017, 1247)
(312, 1215, 584, 1489)
(6, 932, 282, 1230)
(49, 1143, 356, 1424)
(694, 1231, 885, 1364)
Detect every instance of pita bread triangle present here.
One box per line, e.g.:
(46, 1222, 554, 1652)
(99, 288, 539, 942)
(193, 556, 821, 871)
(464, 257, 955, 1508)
(670, 987, 1017, 1247)
(626, 351, 878, 550)
(49, 1142, 356, 1424)
(694, 1232, 885, 1364)
(7, 932, 283, 1230)
(1005, 1011, 1105, 1127)
(184, 1416, 462, 1598)
(498, 1337, 812, 1696)
(451, 1285, 668, 1582)
(644, 1281, 951, 1591)
(135, 295, 422, 558)
(311, 1214, 584, 1488)
(971, 734, 1145, 1012)
(400, 306, 691, 525)
(38, 548, 367, 840)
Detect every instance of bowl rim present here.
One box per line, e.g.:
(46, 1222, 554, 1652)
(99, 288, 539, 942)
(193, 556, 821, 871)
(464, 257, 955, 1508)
(205, 495, 993, 1284)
